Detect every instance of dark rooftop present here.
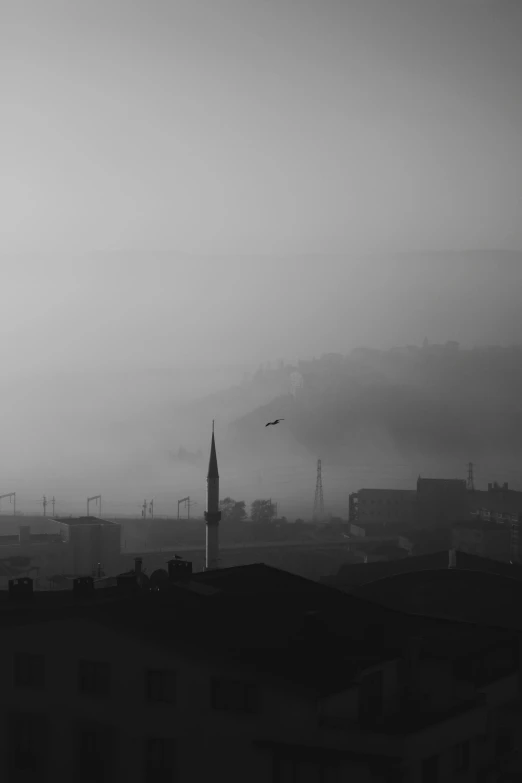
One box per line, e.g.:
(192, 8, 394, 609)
(353, 566, 522, 632)
(0, 563, 518, 697)
(325, 549, 522, 590)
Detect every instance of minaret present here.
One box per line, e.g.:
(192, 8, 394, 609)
(204, 421, 221, 570)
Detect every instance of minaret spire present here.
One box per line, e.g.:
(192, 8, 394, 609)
(205, 421, 221, 570)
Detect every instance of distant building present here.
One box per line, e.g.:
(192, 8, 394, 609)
(451, 519, 512, 563)
(468, 482, 522, 518)
(416, 478, 469, 526)
(0, 526, 69, 586)
(50, 516, 121, 576)
(349, 489, 416, 528)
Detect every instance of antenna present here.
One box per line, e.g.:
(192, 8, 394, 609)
(467, 462, 475, 492)
(313, 459, 325, 522)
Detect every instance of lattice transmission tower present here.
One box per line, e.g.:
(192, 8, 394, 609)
(467, 462, 475, 492)
(313, 459, 325, 522)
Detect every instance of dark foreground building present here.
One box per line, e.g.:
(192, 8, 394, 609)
(0, 561, 521, 782)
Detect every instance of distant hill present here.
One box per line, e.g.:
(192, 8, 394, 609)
(229, 344, 522, 478)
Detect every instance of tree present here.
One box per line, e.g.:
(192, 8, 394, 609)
(220, 497, 247, 523)
(250, 499, 274, 524)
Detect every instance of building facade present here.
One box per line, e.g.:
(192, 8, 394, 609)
(349, 489, 416, 528)
(1, 565, 521, 782)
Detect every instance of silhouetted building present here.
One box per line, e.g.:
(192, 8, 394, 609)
(1, 563, 520, 781)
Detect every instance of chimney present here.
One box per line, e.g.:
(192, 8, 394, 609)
(73, 576, 95, 599)
(134, 557, 143, 576)
(8, 577, 33, 600)
(167, 559, 192, 582)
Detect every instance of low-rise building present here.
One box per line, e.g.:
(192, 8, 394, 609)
(0, 517, 122, 586)
(50, 516, 122, 576)
(451, 519, 512, 563)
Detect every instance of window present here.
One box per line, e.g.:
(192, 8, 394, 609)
(453, 741, 470, 773)
(144, 737, 176, 782)
(146, 670, 176, 704)
(14, 652, 45, 689)
(211, 677, 260, 713)
(358, 670, 383, 723)
(74, 722, 113, 783)
(495, 732, 514, 757)
(422, 755, 439, 783)
(273, 755, 338, 783)
(9, 713, 48, 776)
(78, 660, 110, 697)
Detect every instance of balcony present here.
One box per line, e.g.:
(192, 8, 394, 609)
(320, 699, 488, 760)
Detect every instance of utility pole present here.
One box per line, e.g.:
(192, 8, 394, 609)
(313, 459, 325, 522)
(467, 462, 475, 492)
(149, 500, 154, 519)
(0, 493, 16, 516)
(43, 495, 47, 516)
(142, 499, 147, 518)
(51, 497, 55, 516)
(178, 496, 190, 519)
(87, 495, 101, 518)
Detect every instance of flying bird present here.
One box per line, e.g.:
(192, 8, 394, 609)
(265, 419, 284, 427)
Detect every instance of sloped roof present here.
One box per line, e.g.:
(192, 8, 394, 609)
(327, 550, 450, 588)
(192, 562, 339, 595)
(327, 549, 522, 590)
(0, 563, 517, 698)
(353, 567, 522, 631)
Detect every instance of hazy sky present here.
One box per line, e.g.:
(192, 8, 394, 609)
(2, 0, 522, 373)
